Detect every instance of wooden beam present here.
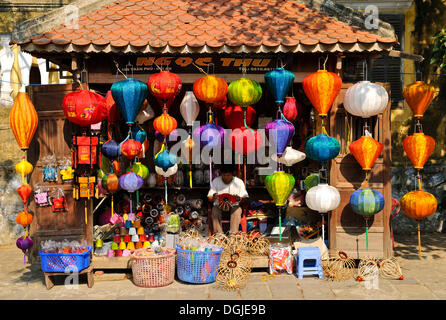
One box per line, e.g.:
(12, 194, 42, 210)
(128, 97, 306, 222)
(88, 72, 312, 84)
(388, 50, 424, 62)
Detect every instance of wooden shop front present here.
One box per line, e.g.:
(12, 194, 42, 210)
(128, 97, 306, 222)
(13, 0, 398, 266)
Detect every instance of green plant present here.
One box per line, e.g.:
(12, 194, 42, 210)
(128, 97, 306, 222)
(431, 29, 446, 71)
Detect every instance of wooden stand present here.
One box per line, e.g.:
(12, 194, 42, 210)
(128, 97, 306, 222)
(44, 265, 94, 290)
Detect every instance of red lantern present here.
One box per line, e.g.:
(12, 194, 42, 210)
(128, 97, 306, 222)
(283, 96, 298, 121)
(147, 71, 182, 104)
(62, 89, 107, 126)
(349, 136, 383, 171)
(17, 184, 32, 204)
(193, 75, 228, 104)
(153, 112, 177, 137)
(230, 127, 263, 155)
(214, 96, 227, 110)
(105, 91, 121, 124)
(224, 105, 256, 130)
(121, 139, 142, 160)
(302, 70, 342, 117)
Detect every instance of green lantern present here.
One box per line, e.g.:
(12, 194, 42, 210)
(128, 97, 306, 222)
(265, 171, 295, 241)
(228, 78, 262, 108)
(132, 162, 149, 179)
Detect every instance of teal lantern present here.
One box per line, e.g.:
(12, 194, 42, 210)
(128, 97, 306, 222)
(111, 78, 148, 126)
(264, 68, 295, 104)
(227, 78, 262, 108)
(305, 134, 340, 162)
(350, 188, 385, 251)
(154, 149, 177, 172)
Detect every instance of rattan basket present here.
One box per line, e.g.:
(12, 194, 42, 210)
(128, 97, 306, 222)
(130, 248, 176, 288)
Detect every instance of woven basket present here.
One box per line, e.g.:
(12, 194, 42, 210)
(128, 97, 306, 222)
(130, 248, 176, 288)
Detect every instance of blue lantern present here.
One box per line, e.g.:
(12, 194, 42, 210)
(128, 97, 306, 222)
(131, 127, 147, 144)
(111, 78, 148, 125)
(305, 134, 340, 162)
(264, 68, 295, 104)
(350, 188, 384, 218)
(265, 119, 295, 156)
(154, 149, 177, 171)
(102, 139, 120, 160)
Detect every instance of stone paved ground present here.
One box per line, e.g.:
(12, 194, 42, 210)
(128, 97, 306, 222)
(1, 233, 445, 300)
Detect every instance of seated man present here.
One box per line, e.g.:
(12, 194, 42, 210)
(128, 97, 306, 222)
(207, 164, 248, 234)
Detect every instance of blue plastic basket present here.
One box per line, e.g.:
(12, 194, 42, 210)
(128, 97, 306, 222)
(39, 246, 92, 273)
(175, 244, 222, 284)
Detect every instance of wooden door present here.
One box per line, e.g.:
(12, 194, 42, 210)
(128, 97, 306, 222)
(329, 83, 392, 259)
(27, 83, 92, 262)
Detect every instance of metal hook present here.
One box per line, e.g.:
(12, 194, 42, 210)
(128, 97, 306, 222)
(125, 61, 134, 78)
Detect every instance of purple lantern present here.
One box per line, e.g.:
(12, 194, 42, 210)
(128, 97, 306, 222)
(265, 119, 295, 156)
(102, 139, 120, 160)
(16, 236, 33, 264)
(193, 123, 225, 148)
(119, 172, 144, 215)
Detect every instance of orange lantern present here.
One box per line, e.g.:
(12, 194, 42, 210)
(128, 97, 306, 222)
(16, 211, 33, 228)
(153, 112, 177, 137)
(349, 136, 383, 171)
(17, 184, 32, 204)
(401, 189, 437, 259)
(402, 81, 436, 119)
(9, 92, 38, 151)
(193, 75, 228, 104)
(302, 70, 342, 117)
(403, 133, 435, 170)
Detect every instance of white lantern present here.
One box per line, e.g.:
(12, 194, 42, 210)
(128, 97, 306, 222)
(305, 183, 340, 242)
(155, 163, 178, 178)
(343, 81, 389, 118)
(272, 146, 306, 166)
(135, 102, 155, 123)
(180, 91, 200, 126)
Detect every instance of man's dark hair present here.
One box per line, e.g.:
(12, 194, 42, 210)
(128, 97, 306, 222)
(220, 164, 235, 174)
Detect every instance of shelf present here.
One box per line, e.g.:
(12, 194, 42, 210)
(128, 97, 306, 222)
(140, 186, 268, 190)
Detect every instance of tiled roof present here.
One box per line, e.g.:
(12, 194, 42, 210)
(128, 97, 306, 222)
(14, 0, 397, 54)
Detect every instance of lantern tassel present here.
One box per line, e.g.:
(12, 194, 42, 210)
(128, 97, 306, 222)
(111, 195, 114, 217)
(130, 193, 133, 216)
(321, 213, 325, 244)
(365, 218, 369, 251)
(244, 160, 247, 188)
(418, 221, 422, 259)
(279, 208, 282, 242)
(136, 190, 140, 209)
(164, 178, 168, 204)
(189, 164, 193, 189)
(85, 200, 88, 225)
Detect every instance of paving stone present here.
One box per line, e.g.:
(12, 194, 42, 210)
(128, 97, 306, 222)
(239, 283, 272, 300)
(177, 287, 210, 300)
(394, 285, 437, 300)
(269, 283, 303, 300)
(208, 286, 241, 300)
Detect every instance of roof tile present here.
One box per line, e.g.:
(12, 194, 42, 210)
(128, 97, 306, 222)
(21, 0, 397, 52)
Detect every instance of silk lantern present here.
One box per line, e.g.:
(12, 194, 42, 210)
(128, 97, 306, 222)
(350, 188, 385, 251)
(102, 173, 119, 216)
(16, 159, 33, 184)
(153, 112, 177, 137)
(111, 78, 148, 125)
(265, 171, 295, 241)
(16, 211, 33, 228)
(230, 128, 263, 155)
(155, 163, 178, 178)
(154, 149, 177, 171)
(305, 134, 340, 162)
(180, 91, 200, 126)
(228, 78, 262, 108)
(104, 90, 121, 124)
(120, 139, 142, 160)
(17, 184, 32, 205)
(401, 190, 437, 259)
(193, 75, 228, 104)
(283, 96, 298, 122)
(193, 123, 225, 148)
(224, 105, 256, 129)
(135, 100, 155, 123)
(62, 89, 107, 126)
(147, 71, 182, 107)
(343, 81, 389, 118)
(302, 70, 342, 117)
(265, 119, 295, 157)
(132, 162, 149, 179)
(272, 146, 306, 166)
(16, 236, 33, 264)
(102, 140, 120, 160)
(132, 127, 147, 144)
(119, 171, 144, 215)
(9, 92, 38, 151)
(403, 133, 435, 170)
(349, 136, 383, 170)
(305, 183, 340, 242)
(264, 67, 295, 104)
(403, 81, 436, 119)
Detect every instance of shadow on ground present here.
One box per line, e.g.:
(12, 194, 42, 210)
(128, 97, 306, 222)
(394, 232, 446, 260)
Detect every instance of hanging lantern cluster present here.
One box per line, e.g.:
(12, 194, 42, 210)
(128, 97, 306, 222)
(400, 79, 437, 259)
(9, 92, 38, 262)
(340, 63, 390, 251)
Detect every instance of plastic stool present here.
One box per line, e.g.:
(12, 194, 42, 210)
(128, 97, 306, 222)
(295, 246, 323, 279)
